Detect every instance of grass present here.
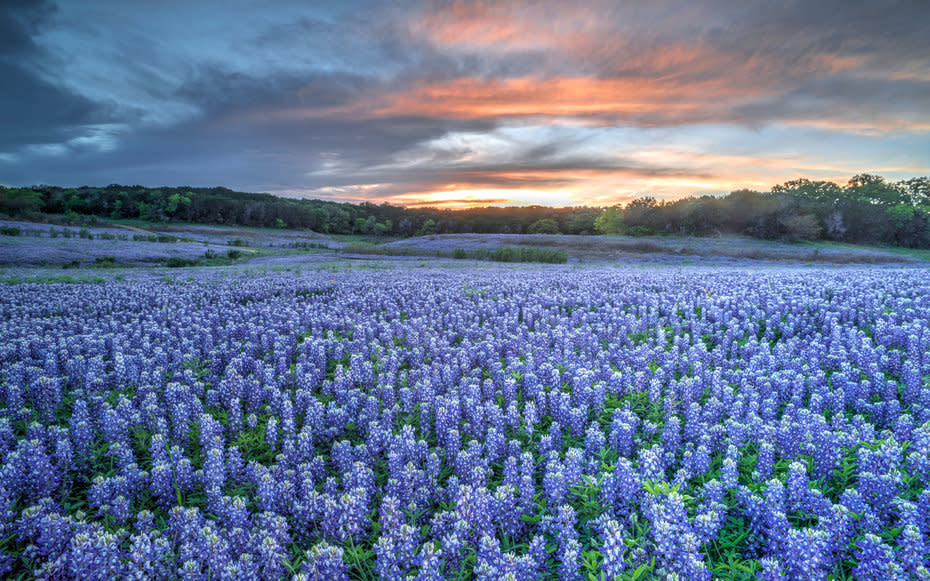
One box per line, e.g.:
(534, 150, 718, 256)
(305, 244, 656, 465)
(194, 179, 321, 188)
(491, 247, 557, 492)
(0, 274, 107, 284)
(872, 245, 930, 261)
(340, 244, 568, 264)
(164, 249, 249, 268)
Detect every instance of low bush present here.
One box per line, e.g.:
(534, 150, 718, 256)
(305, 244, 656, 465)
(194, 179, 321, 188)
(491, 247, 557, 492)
(165, 257, 200, 267)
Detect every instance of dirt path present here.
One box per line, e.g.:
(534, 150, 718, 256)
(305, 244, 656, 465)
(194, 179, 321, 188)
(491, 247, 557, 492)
(109, 223, 159, 236)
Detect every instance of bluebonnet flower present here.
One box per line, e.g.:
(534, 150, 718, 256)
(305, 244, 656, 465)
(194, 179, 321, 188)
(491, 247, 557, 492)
(64, 528, 126, 581)
(600, 519, 627, 578)
(300, 540, 348, 581)
(853, 534, 907, 580)
(5, 265, 930, 577)
(757, 557, 787, 580)
(783, 528, 829, 580)
(126, 530, 172, 580)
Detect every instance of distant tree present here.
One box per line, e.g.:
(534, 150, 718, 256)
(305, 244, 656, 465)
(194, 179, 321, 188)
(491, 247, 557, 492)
(899, 177, 930, 206)
(847, 174, 906, 206)
(884, 204, 930, 247)
(594, 206, 624, 234)
(779, 214, 822, 242)
(11, 175, 930, 248)
(416, 219, 437, 236)
(623, 197, 659, 233)
(773, 179, 843, 204)
(164, 191, 191, 219)
(566, 210, 598, 234)
(0, 188, 44, 215)
(528, 218, 560, 234)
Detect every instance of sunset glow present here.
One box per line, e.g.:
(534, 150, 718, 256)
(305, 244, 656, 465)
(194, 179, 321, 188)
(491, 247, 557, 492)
(2, 0, 928, 206)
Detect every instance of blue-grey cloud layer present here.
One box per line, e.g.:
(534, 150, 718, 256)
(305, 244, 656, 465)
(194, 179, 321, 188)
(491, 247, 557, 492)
(2, 0, 928, 203)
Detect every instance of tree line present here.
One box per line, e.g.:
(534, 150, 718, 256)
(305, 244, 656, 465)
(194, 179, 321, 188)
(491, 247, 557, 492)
(1, 174, 928, 247)
(0, 184, 601, 236)
(594, 175, 930, 248)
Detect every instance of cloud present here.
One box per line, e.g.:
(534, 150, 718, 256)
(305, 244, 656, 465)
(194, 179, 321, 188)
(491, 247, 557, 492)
(2, 0, 928, 204)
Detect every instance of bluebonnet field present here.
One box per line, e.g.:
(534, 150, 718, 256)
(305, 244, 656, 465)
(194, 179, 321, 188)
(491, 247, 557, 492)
(1, 264, 929, 580)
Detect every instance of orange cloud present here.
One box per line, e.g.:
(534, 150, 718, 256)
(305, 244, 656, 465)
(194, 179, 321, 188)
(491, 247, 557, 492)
(256, 75, 766, 126)
(411, 0, 611, 56)
(368, 77, 748, 120)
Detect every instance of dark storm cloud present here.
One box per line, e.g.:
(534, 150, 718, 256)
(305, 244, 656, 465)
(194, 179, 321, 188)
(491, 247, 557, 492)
(0, 0, 118, 152)
(2, 0, 928, 203)
(0, 62, 109, 149)
(0, 0, 55, 54)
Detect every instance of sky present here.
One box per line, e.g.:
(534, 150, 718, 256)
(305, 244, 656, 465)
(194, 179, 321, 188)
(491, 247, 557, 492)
(1, 0, 929, 208)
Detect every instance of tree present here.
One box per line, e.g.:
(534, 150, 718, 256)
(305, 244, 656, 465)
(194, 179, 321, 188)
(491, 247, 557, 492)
(528, 218, 560, 234)
(0, 188, 44, 215)
(899, 177, 930, 206)
(779, 214, 822, 242)
(416, 219, 437, 236)
(164, 192, 191, 219)
(847, 174, 906, 206)
(594, 206, 624, 234)
(623, 197, 659, 233)
(566, 210, 598, 234)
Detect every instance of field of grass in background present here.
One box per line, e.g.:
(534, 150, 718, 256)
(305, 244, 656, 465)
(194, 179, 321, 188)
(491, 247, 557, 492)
(341, 243, 568, 263)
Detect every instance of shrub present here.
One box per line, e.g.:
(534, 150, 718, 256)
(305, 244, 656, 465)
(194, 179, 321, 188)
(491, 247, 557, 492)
(488, 246, 567, 263)
(165, 257, 199, 267)
(627, 225, 654, 237)
(0, 226, 21, 236)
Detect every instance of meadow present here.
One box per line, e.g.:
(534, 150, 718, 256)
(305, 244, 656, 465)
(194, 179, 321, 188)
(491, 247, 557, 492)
(1, 260, 929, 580)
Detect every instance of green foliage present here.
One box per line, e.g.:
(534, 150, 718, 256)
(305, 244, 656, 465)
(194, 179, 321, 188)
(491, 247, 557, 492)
(0, 275, 105, 284)
(416, 218, 437, 236)
(486, 246, 567, 263)
(165, 257, 200, 267)
(164, 192, 191, 218)
(778, 213, 822, 242)
(527, 218, 560, 234)
(94, 256, 117, 267)
(594, 206, 624, 234)
(8, 175, 930, 247)
(0, 226, 21, 236)
(0, 187, 44, 215)
(341, 244, 567, 263)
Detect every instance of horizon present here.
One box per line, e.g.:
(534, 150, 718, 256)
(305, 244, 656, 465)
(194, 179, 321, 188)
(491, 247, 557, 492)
(2, 1, 929, 208)
(9, 171, 925, 212)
